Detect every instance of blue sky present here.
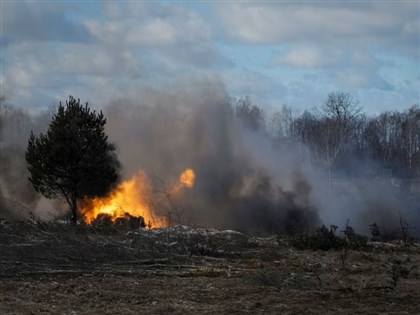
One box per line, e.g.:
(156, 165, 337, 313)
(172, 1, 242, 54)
(2, 1, 419, 114)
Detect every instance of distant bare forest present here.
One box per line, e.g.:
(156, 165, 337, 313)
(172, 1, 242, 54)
(234, 92, 419, 181)
(3, 93, 419, 180)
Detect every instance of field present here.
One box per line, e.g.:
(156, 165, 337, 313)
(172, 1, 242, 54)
(0, 220, 419, 314)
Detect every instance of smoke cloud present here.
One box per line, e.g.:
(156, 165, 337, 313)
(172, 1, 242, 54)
(102, 82, 419, 236)
(103, 83, 322, 235)
(0, 101, 67, 220)
(1, 82, 418, 237)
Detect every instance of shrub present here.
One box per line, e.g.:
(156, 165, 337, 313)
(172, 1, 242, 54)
(285, 224, 368, 251)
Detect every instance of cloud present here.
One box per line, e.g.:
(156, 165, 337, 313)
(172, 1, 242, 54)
(127, 19, 178, 46)
(82, 3, 211, 48)
(273, 46, 393, 90)
(3, 1, 91, 45)
(220, 68, 289, 111)
(275, 47, 379, 69)
(2, 1, 418, 114)
(276, 47, 332, 68)
(3, 2, 229, 110)
(215, 2, 419, 56)
(333, 69, 393, 91)
(3, 41, 142, 93)
(80, 3, 227, 70)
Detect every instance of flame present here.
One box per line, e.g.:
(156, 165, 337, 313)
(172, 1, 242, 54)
(81, 168, 196, 227)
(80, 171, 166, 227)
(179, 168, 195, 188)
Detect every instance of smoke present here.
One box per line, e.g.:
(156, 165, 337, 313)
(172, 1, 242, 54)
(102, 82, 420, 236)
(319, 176, 420, 237)
(103, 83, 322, 235)
(0, 100, 66, 220)
(1, 84, 418, 237)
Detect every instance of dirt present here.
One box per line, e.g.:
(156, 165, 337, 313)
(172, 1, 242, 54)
(1, 220, 419, 314)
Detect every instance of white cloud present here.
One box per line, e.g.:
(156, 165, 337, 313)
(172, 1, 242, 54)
(83, 3, 211, 48)
(127, 19, 178, 46)
(275, 47, 379, 70)
(3, 2, 226, 110)
(274, 46, 392, 90)
(215, 2, 419, 56)
(79, 3, 221, 71)
(275, 46, 382, 68)
(276, 48, 328, 68)
(5, 42, 141, 78)
(3, 40, 144, 111)
(3, 1, 418, 113)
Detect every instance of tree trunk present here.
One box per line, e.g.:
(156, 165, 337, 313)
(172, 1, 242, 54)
(328, 166, 332, 195)
(70, 194, 78, 224)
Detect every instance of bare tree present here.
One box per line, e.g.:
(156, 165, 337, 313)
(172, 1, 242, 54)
(269, 105, 295, 140)
(0, 104, 33, 147)
(402, 105, 420, 175)
(232, 96, 265, 131)
(316, 92, 363, 191)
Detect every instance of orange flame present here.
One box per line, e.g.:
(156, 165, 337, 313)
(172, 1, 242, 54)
(80, 168, 196, 227)
(179, 168, 195, 188)
(80, 171, 166, 227)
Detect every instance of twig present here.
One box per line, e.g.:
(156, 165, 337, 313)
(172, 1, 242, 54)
(25, 221, 61, 243)
(0, 196, 29, 211)
(153, 174, 182, 225)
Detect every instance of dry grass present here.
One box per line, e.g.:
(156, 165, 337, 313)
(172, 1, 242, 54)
(0, 219, 419, 314)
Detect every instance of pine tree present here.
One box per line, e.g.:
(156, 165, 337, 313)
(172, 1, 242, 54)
(25, 96, 120, 222)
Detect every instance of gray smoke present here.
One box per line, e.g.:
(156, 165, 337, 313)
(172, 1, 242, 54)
(103, 83, 419, 236)
(103, 84, 322, 235)
(0, 100, 66, 220)
(1, 84, 418, 237)
(318, 175, 419, 237)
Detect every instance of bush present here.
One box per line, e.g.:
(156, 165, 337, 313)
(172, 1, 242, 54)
(285, 224, 368, 251)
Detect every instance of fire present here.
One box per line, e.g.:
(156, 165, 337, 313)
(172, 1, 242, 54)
(80, 171, 166, 227)
(179, 168, 195, 188)
(80, 168, 196, 227)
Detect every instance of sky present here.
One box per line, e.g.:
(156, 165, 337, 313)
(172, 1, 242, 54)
(2, 0, 420, 114)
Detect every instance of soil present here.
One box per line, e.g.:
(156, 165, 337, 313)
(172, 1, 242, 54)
(1, 220, 419, 314)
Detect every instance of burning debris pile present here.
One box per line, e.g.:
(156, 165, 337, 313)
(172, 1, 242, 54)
(80, 168, 196, 229)
(90, 212, 146, 229)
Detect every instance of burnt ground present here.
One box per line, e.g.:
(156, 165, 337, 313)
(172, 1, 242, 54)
(0, 220, 419, 314)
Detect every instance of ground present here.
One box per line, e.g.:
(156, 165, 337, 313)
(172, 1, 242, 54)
(0, 220, 419, 314)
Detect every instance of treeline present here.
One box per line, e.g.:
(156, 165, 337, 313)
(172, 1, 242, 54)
(0, 103, 54, 148)
(1, 92, 419, 182)
(0, 102, 56, 212)
(231, 92, 420, 180)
